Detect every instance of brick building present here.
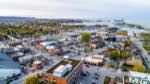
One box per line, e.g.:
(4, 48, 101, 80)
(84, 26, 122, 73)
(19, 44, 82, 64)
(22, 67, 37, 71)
(44, 59, 83, 84)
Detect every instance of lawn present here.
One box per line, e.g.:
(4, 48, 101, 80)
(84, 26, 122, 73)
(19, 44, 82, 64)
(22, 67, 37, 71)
(104, 76, 111, 84)
(141, 33, 150, 51)
(148, 52, 150, 55)
(121, 63, 134, 71)
(143, 45, 150, 51)
(140, 33, 150, 44)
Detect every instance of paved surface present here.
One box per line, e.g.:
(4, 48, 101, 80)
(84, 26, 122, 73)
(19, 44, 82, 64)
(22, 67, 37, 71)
(80, 66, 128, 84)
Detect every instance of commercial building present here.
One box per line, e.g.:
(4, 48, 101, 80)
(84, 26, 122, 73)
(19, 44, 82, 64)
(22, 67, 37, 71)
(83, 54, 104, 66)
(45, 59, 83, 84)
(129, 71, 150, 84)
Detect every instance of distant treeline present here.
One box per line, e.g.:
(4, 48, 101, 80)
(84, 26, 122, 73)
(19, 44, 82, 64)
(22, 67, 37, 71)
(0, 21, 85, 41)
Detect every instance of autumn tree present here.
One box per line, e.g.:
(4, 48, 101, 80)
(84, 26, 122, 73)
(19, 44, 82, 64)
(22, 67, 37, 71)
(133, 65, 145, 72)
(36, 72, 44, 78)
(123, 40, 132, 47)
(24, 76, 38, 84)
(35, 31, 42, 39)
(121, 50, 132, 59)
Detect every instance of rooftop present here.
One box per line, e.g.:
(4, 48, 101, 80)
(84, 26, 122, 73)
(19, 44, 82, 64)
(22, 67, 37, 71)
(0, 52, 21, 80)
(130, 71, 150, 80)
(83, 54, 104, 64)
(0, 52, 20, 69)
(39, 41, 58, 47)
(47, 59, 80, 78)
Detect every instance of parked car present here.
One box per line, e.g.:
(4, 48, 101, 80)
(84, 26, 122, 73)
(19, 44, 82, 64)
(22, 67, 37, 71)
(92, 78, 98, 84)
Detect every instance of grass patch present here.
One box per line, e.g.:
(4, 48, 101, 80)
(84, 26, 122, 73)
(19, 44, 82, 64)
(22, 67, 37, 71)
(148, 52, 150, 55)
(144, 69, 150, 74)
(121, 63, 134, 71)
(104, 76, 111, 84)
(140, 33, 150, 44)
(143, 45, 150, 51)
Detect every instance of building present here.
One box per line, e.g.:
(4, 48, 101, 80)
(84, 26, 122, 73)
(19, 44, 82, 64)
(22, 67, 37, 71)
(32, 60, 43, 69)
(18, 54, 33, 64)
(36, 40, 62, 55)
(127, 59, 143, 66)
(113, 19, 125, 25)
(127, 55, 143, 66)
(83, 54, 104, 66)
(129, 71, 150, 84)
(44, 59, 83, 84)
(0, 52, 21, 83)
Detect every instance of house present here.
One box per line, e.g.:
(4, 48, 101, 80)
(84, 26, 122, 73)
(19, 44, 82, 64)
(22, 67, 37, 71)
(44, 59, 83, 84)
(129, 71, 150, 84)
(32, 60, 43, 69)
(65, 39, 78, 49)
(9, 41, 22, 47)
(46, 45, 62, 55)
(0, 52, 21, 83)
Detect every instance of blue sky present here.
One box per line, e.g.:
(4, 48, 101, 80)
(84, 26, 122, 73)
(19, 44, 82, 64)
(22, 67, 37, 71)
(0, 0, 150, 26)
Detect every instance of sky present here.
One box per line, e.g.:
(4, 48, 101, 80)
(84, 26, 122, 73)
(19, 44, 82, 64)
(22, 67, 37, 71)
(0, 0, 150, 27)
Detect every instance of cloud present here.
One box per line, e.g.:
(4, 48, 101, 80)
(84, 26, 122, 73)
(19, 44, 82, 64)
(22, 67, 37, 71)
(0, 0, 150, 20)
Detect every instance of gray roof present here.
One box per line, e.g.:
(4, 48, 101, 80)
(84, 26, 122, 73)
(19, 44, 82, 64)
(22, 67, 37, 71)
(0, 52, 20, 69)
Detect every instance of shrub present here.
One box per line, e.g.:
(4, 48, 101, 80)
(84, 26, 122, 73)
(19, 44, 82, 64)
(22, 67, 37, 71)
(104, 76, 111, 84)
(133, 65, 145, 72)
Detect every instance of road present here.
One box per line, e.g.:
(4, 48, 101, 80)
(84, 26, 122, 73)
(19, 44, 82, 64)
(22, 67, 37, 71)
(71, 47, 107, 60)
(10, 54, 62, 84)
(132, 37, 150, 69)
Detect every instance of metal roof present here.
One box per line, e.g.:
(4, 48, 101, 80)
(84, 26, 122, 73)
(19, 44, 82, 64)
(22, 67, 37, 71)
(0, 52, 20, 69)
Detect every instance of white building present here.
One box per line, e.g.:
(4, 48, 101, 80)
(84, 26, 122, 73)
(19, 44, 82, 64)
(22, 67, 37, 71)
(129, 71, 150, 84)
(18, 55, 33, 64)
(83, 54, 104, 66)
(40, 41, 58, 48)
(53, 64, 72, 77)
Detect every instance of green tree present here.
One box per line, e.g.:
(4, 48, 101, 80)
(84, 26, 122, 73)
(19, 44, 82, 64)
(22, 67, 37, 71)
(108, 49, 132, 60)
(121, 51, 131, 59)
(81, 32, 91, 44)
(108, 49, 121, 60)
